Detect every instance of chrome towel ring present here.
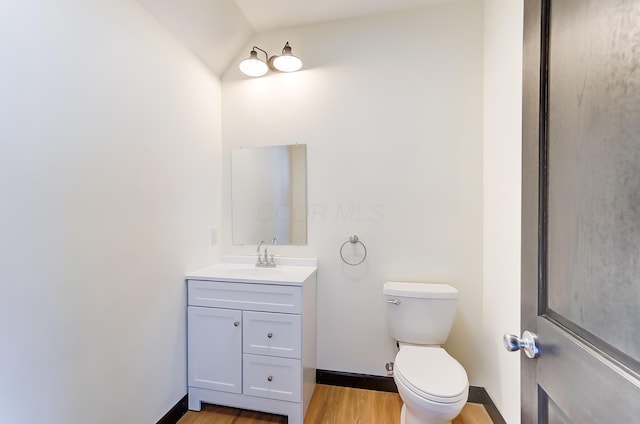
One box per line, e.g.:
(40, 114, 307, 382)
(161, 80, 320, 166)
(339, 234, 367, 266)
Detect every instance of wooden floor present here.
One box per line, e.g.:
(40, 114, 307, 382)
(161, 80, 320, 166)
(178, 384, 493, 424)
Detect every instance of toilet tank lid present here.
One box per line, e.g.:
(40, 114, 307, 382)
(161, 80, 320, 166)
(383, 282, 458, 299)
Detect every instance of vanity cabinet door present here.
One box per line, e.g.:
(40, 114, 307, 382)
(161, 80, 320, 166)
(188, 306, 242, 394)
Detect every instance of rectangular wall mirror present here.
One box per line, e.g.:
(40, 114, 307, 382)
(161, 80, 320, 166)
(231, 144, 307, 245)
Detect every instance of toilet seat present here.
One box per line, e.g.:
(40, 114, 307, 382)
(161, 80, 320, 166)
(394, 346, 468, 404)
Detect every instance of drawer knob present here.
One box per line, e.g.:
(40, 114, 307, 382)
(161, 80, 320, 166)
(267, 332, 273, 338)
(233, 321, 240, 327)
(267, 375, 273, 382)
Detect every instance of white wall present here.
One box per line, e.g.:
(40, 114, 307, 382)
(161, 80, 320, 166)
(483, 1, 524, 423)
(0, 1, 221, 422)
(222, 0, 485, 384)
(136, 0, 253, 76)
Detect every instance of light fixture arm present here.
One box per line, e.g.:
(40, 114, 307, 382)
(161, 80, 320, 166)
(250, 46, 278, 71)
(251, 46, 269, 62)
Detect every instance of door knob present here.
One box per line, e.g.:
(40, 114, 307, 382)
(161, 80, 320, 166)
(503, 330, 540, 358)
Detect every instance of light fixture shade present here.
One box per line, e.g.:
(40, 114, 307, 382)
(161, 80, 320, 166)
(239, 50, 268, 77)
(272, 42, 302, 72)
(272, 55, 303, 72)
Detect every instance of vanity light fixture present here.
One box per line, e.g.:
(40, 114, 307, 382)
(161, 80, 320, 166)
(239, 42, 303, 77)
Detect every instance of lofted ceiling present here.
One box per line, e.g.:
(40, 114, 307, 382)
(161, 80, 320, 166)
(137, 0, 455, 75)
(234, 0, 455, 32)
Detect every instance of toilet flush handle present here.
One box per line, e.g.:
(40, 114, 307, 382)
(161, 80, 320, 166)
(386, 298, 401, 305)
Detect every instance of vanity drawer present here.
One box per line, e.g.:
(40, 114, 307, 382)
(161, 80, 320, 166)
(243, 311, 301, 359)
(188, 280, 302, 314)
(243, 354, 301, 402)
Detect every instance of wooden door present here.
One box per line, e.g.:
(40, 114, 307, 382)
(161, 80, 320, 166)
(521, 0, 640, 422)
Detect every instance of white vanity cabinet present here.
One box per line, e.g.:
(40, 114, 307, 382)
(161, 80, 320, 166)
(186, 259, 317, 424)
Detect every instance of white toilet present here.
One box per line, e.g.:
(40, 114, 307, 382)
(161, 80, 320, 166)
(384, 281, 468, 424)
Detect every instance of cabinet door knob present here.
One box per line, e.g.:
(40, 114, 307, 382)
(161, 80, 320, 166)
(267, 332, 273, 338)
(233, 321, 240, 327)
(267, 375, 273, 382)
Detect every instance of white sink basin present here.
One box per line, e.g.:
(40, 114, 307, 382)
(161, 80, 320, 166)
(223, 266, 285, 276)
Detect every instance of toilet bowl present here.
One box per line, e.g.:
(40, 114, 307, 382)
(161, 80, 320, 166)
(383, 281, 469, 424)
(393, 345, 468, 424)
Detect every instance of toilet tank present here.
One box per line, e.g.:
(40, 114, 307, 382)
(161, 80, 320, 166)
(384, 281, 458, 345)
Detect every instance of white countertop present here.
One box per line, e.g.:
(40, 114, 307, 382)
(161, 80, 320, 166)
(186, 256, 318, 286)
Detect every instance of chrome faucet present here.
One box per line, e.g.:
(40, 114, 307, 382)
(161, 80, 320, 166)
(256, 241, 265, 265)
(255, 240, 276, 268)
